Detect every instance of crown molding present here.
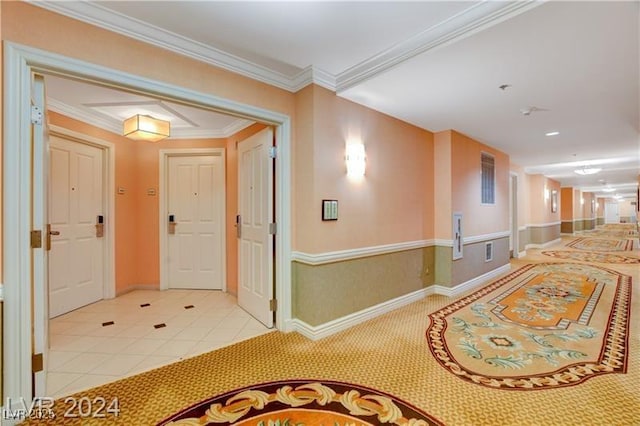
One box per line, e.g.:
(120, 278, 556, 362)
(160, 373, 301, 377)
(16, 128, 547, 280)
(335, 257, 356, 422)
(335, 0, 542, 92)
(48, 98, 255, 139)
(47, 98, 121, 134)
(30, 1, 541, 95)
(29, 0, 300, 92)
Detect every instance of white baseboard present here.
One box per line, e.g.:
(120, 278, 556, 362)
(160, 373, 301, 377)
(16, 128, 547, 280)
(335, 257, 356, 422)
(525, 238, 562, 249)
(431, 263, 511, 298)
(115, 283, 160, 297)
(290, 287, 433, 340)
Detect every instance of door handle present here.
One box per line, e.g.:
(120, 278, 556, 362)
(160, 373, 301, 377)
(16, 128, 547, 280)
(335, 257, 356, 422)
(236, 215, 241, 238)
(46, 224, 59, 251)
(168, 214, 177, 235)
(95, 215, 104, 238)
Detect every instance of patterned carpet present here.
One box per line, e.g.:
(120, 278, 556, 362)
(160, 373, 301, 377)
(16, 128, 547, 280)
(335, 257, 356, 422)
(159, 380, 443, 425)
(426, 263, 630, 390)
(21, 235, 640, 426)
(541, 250, 640, 264)
(566, 237, 634, 251)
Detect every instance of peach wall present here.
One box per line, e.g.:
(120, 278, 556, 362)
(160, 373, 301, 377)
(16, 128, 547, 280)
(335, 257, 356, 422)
(560, 187, 573, 221)
(1, 1, 301, 252)
(434, 131, 453, 240)
(619, 199, 635, 218)
(573, 189, 583, 220)
(300, 85, 434, 253)
(581, 192, 596, 219)
(527, 175, 560, 225)
(450, 131, 509, 236)
(596, 197, 605, 217)
(293, 85, 317, 252)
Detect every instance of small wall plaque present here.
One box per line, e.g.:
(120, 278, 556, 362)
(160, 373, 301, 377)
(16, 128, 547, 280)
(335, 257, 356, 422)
(322, 199, 338, 221)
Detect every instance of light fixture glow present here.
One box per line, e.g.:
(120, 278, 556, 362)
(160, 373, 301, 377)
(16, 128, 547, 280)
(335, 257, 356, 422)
(574, 166, 601, 175)
(123, 114, 170, 142)
(602, 187, 615, 192)
(346, 143, 366, 178)
(545, 131, 560, 136)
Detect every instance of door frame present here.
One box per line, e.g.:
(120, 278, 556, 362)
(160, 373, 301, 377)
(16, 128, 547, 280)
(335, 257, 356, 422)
(49, 125, 117, 303)
(159, 148, 227, 292)
(509, 171, 519, 258)
(3, 42, 292, 407)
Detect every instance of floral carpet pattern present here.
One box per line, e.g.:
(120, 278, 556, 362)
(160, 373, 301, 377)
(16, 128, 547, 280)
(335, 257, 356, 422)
(566, 237, 633, 251)
(541, 250, 640, 264)
(426, 263, 631, 390)
(158, 380, 442, 426)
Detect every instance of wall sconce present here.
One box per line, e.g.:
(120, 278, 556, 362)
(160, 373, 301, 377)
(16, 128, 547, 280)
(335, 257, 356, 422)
(544, 188, 550, 201)
(580, 197, 585, 205)
(346, 143, 366, 177)
(123, 114, 170, 142)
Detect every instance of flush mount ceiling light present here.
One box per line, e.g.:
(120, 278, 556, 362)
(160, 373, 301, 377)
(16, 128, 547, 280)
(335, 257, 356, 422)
(123, 114, 170, 142)
(574, 166, 601, 175)
(520, 106, 549, 116)
(545, 131, 560, 136)
(602, 187, 615, 192)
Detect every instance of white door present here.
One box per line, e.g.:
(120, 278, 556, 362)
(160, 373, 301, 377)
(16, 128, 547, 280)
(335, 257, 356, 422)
(605, 202, 620, 224)
(167, 155, 224, 289)
(49, 135, 105, 318)
(238, 128, 274, 327)
(32, 74, 49, 396)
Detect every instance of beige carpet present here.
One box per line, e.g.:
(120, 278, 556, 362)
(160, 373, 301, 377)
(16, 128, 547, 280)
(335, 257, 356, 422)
(22, 234, 639, 425)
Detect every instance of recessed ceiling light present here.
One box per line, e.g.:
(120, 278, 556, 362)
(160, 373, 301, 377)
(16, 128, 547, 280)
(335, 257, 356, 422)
(545, 131, 560, 136)
(574, 166, 602, 175)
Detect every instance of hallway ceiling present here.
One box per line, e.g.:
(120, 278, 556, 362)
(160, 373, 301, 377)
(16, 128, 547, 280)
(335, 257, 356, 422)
(35, 1, 639, 198)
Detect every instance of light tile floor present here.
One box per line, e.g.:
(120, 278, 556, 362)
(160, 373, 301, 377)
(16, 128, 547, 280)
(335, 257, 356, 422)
(47, 289, 271, 398)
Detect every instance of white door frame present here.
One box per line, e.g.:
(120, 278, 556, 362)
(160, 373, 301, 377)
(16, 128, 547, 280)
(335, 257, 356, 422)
(49, 125, 117, 302)
(159, 148, 227, 292)
(3, 42, 292, 407)
(509, 172, 519, 259)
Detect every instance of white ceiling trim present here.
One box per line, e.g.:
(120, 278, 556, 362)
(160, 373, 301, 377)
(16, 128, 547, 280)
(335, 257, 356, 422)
(47, 98, 255, 139)
(48, 98, 120, 134)
(30, 0, 544, 95)
(291, 66, 337, 92)
(335, 0, 543, 92)
(30, 0, 298, 91)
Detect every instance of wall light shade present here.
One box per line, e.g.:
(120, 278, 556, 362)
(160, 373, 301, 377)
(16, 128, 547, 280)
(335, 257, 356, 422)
(346, 143, 366, 177)
(123, 114, 170, 142)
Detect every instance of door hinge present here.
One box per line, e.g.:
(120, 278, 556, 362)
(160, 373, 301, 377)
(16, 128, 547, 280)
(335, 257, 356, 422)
(268, 222, 277, 235)
(31, 105, 43, 125)
(269, 299, 277, 312)
(269, 146, 277, 159)
(31, 230, 42, 249)
(32, 353, 44, 373)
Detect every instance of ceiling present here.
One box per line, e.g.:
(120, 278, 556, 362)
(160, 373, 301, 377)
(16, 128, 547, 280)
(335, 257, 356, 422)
(35, 1, 640, 199)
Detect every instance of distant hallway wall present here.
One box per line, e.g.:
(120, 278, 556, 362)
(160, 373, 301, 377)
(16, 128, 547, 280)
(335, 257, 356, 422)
(519, 222, 561, 251)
